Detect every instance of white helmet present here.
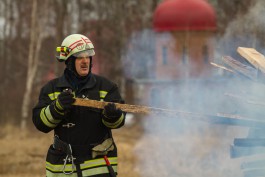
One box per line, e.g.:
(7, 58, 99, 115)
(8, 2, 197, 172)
(56, 34, 95, 62)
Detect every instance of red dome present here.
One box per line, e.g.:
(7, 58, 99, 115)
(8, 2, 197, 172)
(153, 0, 217, 32)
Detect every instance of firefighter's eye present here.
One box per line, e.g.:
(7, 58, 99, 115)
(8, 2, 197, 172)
(76, 56, 89, 60)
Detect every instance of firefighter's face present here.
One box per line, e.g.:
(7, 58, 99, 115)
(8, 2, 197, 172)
(75, 52, 90, 76)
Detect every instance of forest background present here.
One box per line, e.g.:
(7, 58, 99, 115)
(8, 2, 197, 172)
(0, 1, 265, 177)
(0, 0, 262, 128)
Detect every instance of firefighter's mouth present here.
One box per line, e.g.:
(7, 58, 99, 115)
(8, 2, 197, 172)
(80, 65, 88, 69)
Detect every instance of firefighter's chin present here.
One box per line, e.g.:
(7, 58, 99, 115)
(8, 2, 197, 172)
(77, 67, 89, 76)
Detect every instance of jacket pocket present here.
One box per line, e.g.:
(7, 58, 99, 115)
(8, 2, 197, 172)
(46, 145, 66, 164)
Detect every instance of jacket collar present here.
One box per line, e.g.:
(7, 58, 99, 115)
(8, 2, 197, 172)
(83, 74, 97, 89)
(56, 73, 97, 90)
(56, 74, 72, 88)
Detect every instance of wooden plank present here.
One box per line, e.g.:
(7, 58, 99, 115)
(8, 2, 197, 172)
(224, 93, 265, 108)
(241, 159, 265, 169)
(74, 98, 168, 114)
(237, 47, 265, 74)
(222, 56, 257, 80)
(234, 138, 265, 147)
(74, 98, 265, 128)
(230, 145, 265, 158)
(210, 62, 235, 73)
(244, 169, 265, 177)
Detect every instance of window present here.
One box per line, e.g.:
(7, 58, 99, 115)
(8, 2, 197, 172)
(162, 46, 168, 65)
(202, 45, 209, 64)
(182, 46, 187, 64)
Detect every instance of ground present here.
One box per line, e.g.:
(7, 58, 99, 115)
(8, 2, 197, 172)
(0, 123, 142, 177)
(0, 120, 252, 177)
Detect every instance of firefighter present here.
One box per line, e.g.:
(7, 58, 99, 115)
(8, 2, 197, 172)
(32, 34, 126, 177)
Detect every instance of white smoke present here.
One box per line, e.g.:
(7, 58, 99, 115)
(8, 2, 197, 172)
(122, 1, 265, 176)
(215, 0, 265, 58)
(131, 78, 265, 177)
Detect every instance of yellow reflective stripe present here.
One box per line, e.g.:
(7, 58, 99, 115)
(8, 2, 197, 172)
(44, 106, 61, 124)
(53, 104, 64, 115)
(46, 161, 76, 172)
(102, 113, 125, 128)
(55, 100, 63, 110)
(48, 92, 61, 101)
(40, 107, 58, 128)
(81, 157, 118, 169)
(82, 165, 117, 176)
(46, 158, 117, 177)
(48, 91, 76, 101)
(46, 170, 78, 177)
(99, 91, 108, 99)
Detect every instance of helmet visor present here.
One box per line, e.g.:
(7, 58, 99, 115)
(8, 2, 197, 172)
(72, 49, 95, 57)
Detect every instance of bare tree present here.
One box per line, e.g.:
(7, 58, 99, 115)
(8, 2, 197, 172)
(1, 0, 261, 127)
(79, 0, 157, 84)
(0, 0, 18, 123)
(209, 0, 255, 34)
(21, 0, 50, 129)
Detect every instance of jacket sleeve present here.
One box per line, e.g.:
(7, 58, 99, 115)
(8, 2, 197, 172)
(101, 83, 126, 129)
(32, 85, 63, 133)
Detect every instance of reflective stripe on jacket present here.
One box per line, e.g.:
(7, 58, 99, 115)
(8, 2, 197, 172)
(46, 157, 118, 177)
(32, 73, 125, 177)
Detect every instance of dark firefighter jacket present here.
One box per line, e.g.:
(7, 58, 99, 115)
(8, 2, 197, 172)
(32, 73, 126, 177)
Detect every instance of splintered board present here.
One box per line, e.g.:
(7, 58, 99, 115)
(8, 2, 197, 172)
(237, 47, 265, 74)
(222, 56, 257, 80)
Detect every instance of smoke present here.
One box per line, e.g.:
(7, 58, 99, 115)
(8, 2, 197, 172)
(122, 1, 265, 177)
(131, 78, 265, 177)
(122, 29, 156, 79)
(215, 0, 265, 59)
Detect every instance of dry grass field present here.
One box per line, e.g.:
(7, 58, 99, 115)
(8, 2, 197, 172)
(0, 119, 252, 177)
(0, 123, 142, 177)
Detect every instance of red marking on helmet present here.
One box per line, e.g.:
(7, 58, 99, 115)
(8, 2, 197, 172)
(68, 40, 82, 49)
(81, 37, 91, 44)
(76, 43, 83, 47)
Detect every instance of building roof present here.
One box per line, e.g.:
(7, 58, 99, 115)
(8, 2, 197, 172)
(153, 0, 217, 32)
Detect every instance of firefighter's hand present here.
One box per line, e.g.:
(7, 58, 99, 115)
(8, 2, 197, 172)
(49, 91, 75, 120)
(103, 103, 122, 118)
(55, 91, 75, 111)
